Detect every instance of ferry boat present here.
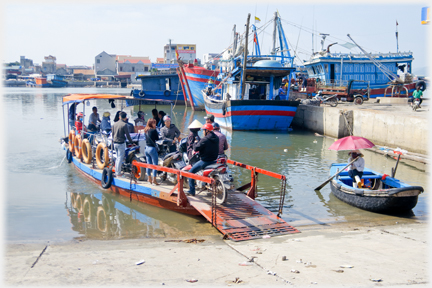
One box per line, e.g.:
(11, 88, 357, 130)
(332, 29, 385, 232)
(47, 74, 68, 88)
(60, 93, 300, 241)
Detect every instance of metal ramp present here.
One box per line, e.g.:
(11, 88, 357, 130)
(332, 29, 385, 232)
(188, 191, 299, 241)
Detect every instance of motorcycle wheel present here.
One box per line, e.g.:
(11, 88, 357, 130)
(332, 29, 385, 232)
(160, 172, 167, 182)
(329, 97, 338, 107)
(214, 177, 227, 205)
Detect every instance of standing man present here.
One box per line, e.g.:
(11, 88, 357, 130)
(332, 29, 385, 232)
(187, 123, 219, 196)
(212, 122, 229, 155)
(413, 86, 423, 108)
(112, 112, 135, 177)
(204, 114, 215, 124)
(88, 106, 101, 131)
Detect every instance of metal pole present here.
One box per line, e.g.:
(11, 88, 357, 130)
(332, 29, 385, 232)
(241, 13, 251, 100)
(272, 12, 277, 60)
(62, 103, 66, 137)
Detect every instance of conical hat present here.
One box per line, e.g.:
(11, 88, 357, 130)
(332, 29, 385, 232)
(188, 119, 203, 129)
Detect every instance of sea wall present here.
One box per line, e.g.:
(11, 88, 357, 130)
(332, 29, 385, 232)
(292, 104, 428, 155)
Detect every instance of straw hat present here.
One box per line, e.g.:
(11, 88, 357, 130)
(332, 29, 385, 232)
(348, 149, 363, 156)
(103, 112, 110, 117)
(188, 119, 203, 129)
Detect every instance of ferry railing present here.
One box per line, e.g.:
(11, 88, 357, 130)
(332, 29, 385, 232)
(131, 161, 214, 208)
(227, 159, 288, 217)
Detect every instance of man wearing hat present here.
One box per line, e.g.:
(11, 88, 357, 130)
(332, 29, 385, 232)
(348, 150, 365, 187)
(204, 114, 215, 124)
(101, 112, 112, 133)
(112, 112, 135, 177)
(212, 122, 229, 155)
(187, 123, 219, 196)
(160, 115, 181, 153)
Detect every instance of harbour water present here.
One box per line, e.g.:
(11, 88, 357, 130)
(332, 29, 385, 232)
(3, 87, 428, 243)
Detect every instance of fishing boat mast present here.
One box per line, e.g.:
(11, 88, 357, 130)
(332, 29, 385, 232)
(240, 13, 251, 100)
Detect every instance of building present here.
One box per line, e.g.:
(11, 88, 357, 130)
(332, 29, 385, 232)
(94, 51, 116, 78)
(116, 55, 151, 74)
(164, 43, 196, 64)
(20, 56, 33, 69)
(156, 58, 164, 64)
(42, 55, 57, 74)
(56, 64, 68, 75)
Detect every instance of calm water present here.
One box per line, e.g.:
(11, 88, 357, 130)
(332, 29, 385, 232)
(3, 87, 428, 243)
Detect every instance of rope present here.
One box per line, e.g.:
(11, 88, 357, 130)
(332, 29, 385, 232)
(277, 178, 287, 217)
(341, 110, 353, 136)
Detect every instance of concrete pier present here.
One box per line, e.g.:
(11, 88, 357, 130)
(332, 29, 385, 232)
(292, 100, 428, 155)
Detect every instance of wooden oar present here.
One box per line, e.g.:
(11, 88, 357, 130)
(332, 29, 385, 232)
(315, 156, 359, 191)
(391, 153, 401, 178)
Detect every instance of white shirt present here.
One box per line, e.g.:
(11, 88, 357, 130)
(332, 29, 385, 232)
(348, 156, 365, 172)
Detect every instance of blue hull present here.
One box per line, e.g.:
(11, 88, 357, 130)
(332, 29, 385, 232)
(204, 99, 300, 130)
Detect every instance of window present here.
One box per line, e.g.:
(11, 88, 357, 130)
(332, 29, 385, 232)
(97, 59, 100, 63)
(144, 67, 148, 72)
(120, 67, 123, 72)
(132, 67, 135, 72)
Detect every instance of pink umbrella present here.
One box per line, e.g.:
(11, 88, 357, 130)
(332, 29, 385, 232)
(328, 136, 375, 151)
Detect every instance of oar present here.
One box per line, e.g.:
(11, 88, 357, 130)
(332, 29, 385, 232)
(391, 153, 401, 178)
(315, 156, 359, 191)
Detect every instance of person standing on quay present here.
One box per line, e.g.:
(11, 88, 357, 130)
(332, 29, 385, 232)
(413, 86, 423, 108)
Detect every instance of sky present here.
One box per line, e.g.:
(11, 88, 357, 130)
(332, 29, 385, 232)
(2, 1, 430, 75)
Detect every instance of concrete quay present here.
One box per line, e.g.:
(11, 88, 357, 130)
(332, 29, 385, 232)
(292, 99, 429, 155)
(5, 221, 428, 287)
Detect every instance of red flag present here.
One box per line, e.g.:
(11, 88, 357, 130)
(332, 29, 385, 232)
(253, 32, 257, 44)
(175, 49, 179, 60)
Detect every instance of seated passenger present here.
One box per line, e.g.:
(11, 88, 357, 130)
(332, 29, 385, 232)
(88, 106, 101, 131)
(186, 120, 203, 160)
(75, 112, 87, 134)
(348, 150, 365, 187)
(160, 115, 181, 153)
(212, 122, 229, 155)
(101, 112, 111, 134)
(187, 123, 219, 196)
(134, 111, 145, 127)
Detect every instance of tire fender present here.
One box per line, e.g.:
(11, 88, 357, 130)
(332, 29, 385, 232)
(415, 80, 426, 91)
(66, 149, 73, 163)
(101, 167, 113, 189)
(164, 90, 170, 97)
(139, 90, 145, 97)
(222, 103, 227, 116)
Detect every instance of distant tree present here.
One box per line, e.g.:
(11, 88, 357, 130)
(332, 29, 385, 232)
(7, 61, 21, 67)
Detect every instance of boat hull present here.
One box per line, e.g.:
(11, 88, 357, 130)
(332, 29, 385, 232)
(50, 79, 68, 88)
(183, 65, 220, 108)
(71, 157, 201, 216)
(204, 98, 299, 130)
(330, 181, 421, 213)
(329, 163, 423, 213)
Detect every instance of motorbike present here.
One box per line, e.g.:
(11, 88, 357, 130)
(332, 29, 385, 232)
(182, 153, 234, 204)
(313, 91, 338, 107)
(156, 139, 186, 183)
(411, 98, 421, 111)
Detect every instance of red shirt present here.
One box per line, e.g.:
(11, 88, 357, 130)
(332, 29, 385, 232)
(75, 121, 83, 132)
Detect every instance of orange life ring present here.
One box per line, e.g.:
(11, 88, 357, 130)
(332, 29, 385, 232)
(68, 131, 75, 154)
(82, 139, 92, 164)
(96, 143, 109, 169)
(97, 206, 108, 233)
(74, 134, 82, 159)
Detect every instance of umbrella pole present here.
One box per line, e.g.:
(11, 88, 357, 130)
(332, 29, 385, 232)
(315, 156, 359, 191)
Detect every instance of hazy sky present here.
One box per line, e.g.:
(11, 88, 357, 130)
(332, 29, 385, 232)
(2, 1, 430, 74)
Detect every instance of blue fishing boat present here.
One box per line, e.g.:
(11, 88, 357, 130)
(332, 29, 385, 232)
(131, 74, 187, 105)
(329, 163, 423, 213)
(202, 13, 300, 130)
(47, 74, 68, 88)
(298, 34, 425, 98)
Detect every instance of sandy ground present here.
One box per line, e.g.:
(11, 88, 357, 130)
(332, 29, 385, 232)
(4, 220, 428, 287)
